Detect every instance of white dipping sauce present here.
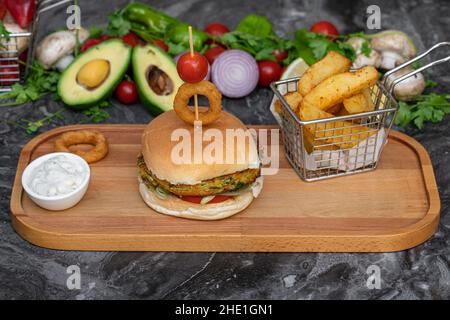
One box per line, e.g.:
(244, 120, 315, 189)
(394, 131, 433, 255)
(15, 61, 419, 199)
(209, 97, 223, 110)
(29, 155, 86, 197)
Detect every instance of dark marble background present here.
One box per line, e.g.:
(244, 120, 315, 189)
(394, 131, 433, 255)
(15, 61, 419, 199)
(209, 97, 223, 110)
(1, 0, 449, 300)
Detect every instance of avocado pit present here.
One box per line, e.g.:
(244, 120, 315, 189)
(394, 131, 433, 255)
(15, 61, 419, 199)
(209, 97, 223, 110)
(76, 59, 111, 90)
(146, 65, 174, 96)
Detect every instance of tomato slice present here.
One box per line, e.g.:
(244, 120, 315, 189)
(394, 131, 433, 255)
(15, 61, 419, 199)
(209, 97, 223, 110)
(181, 195, 231, 204)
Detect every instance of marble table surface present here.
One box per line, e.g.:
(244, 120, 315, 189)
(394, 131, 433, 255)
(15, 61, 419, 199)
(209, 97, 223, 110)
(1, 0, 449, 299)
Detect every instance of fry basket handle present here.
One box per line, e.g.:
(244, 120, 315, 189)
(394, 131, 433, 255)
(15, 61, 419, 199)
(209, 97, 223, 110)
(25, 0, 75, 79)
(382, 42, 450, 94)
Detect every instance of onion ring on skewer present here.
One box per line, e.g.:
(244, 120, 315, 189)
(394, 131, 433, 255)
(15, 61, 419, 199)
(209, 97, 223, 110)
(54, 130, 109, 163)
(174, 80, 222, 125)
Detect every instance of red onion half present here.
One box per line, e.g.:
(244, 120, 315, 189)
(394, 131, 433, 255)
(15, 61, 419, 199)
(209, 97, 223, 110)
(211, 49, 259, 98)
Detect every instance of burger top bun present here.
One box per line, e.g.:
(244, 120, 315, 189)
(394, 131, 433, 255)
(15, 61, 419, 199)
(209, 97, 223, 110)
(141, 110, 260, 185)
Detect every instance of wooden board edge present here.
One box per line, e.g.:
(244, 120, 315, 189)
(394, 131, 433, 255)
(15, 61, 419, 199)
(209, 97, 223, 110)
(11, 212, 439, 252)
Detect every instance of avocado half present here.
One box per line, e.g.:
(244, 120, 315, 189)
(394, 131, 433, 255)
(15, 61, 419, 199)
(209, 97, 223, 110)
(132, 44, 183, 115)
(58, 39, 132, 110)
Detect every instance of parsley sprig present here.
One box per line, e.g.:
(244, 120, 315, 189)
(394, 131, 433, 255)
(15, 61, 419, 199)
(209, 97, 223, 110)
(107, 9, 131, 37)
(8, 101, 112, 134)
(0, 21, 10, 48)
(395, 93, 450, 129)
(9, 109, 66, 134)
(0, 61, 60, 107)
(81, 100, 112, 123)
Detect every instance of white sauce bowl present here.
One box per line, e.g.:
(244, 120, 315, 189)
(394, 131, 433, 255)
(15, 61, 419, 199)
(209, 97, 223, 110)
(21, 152, 91, 211)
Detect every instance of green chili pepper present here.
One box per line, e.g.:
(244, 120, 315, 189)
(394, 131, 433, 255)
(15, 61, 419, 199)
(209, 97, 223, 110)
(165, 23, 208, 51)
(123, 2, 177, 37)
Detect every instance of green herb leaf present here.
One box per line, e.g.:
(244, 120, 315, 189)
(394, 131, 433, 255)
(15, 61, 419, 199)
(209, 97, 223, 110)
(9, 109, 66, 134)
(107, 10, 131, 37)
(361, 40, 372, 57)
(82, 100, 112, 123)
(394, 93, 450, 129)
(236, 14, 273, 37)
(254, 48, 277, 61)
(309, 39, 329, 60)
(293, 29, 356, 64)
(0, 61, 61, 107)
(220, 31, 287, 61)
(425, 79, 438, 89)
(0, 20, 10, 48)
(89, 25, 104, 39)
(166, 41, 188, 56)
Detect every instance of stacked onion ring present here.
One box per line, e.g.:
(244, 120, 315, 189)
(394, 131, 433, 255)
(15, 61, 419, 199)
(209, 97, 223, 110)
(174, 50, 222, 125)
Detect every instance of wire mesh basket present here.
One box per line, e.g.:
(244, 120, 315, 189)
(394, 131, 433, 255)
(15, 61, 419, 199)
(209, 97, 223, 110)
(0, 32, 31, 92)
(0, 0, 73, 92)
(271, 42, 450, 182)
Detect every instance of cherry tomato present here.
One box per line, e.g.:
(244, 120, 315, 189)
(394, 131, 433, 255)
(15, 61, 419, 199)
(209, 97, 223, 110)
(99, 34, 116, 41)
(204, 22, 230, 37)
(122, 32, 141, 48)
(274, 49, 288, 62)
(176, 52, 209, 83)
(181, 195, 231, 204)
(80, 39, 102, 53)
(0, 0, 7, 20)
(310, 21, 339, 37)
(0, 62, 19, 86)
(115, 80, 138, 104)
(257, 60, 282, 87)
(153, 39, 169, 52)
(19, 50, 28, 63)
(204, 46, 226, 65)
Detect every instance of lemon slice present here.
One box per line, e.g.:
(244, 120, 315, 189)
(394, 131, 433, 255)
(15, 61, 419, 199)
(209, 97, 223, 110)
(280, 57, 309, 80)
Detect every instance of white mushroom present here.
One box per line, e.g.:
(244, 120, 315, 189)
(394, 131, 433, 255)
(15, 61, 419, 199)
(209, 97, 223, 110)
(36, 28, 90, 70)
(386, 67, 425, 101)
(347, 37, 381, 69)
(0, 22, 30, 58)
(370, 30, 416, 70)
(55, 54, 75, 72)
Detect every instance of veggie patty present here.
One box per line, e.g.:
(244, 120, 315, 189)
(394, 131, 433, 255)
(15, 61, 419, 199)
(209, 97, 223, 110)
(137, 155, 260, 196)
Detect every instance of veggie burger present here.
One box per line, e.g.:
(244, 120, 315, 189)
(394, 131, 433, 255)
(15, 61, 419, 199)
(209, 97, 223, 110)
(137, 110, 263, 220)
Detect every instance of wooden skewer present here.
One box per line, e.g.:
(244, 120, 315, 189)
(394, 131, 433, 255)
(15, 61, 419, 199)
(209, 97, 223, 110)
(188, 26, 199, 122)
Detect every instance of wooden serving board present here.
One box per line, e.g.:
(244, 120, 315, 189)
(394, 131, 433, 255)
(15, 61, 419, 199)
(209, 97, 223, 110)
(10, 124, 440, 252)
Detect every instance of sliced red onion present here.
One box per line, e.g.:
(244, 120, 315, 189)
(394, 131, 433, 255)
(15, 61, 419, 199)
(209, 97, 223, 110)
(174, 52, 210, 81)
(211, 49, 259, 98)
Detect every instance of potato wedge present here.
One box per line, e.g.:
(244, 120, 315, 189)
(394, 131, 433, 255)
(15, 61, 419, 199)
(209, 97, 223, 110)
(301, 66, 379, 111)
(362, 88, 375, 110)
(299, 103, 376, 149)
(337, 108, 349, 116)
(343, 93, 367, 114)
(298, 51, 352, 96)
(343, 88, 375, 114)
(326, 103, 343, 115)
(274, 91, 303, 113)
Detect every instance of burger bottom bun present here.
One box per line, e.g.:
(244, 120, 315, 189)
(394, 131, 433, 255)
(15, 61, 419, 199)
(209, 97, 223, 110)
(138, 180, 255, 221)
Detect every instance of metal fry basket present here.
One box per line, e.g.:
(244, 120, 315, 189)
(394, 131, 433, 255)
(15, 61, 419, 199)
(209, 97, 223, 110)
(0, 33, 31, 92)
(271, 42, 450, 182)
(0, 0, 74, 92)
